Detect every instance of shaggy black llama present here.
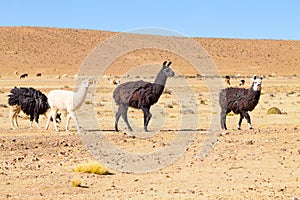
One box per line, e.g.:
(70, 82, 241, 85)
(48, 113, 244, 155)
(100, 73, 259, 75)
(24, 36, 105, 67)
(113, 61, 175, 132)
(8, 87, 61, 129)
(219, 75, 263, 130)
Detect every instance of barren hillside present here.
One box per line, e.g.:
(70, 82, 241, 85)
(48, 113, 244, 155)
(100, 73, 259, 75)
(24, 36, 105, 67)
(0, 26, 299, 77)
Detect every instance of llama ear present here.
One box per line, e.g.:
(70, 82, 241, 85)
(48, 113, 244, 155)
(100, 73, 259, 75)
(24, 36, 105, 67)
(252, 74, 257, 80)
(260, 76, 264, 80)
(167, 61, 172, 67)
(163, 61, 168, 66)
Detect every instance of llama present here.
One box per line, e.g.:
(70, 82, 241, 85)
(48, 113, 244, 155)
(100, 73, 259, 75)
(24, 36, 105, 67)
(110, 79, 120, 86)
(8, 87, 61, 129)
(219, 75, 263, 130)
(45, 78, 91, 132)
(20, 73, 28, 79)
(106, 74, 120, 87)
(113, 61, 175, 132)
(224, 75, 231, 86)
(239, 79, 245, 86)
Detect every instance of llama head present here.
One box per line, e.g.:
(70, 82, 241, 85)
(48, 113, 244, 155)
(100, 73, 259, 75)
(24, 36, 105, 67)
(81, 77, 93, 88)
(251, 75, 263, 91)
(162, 61, 175, 77)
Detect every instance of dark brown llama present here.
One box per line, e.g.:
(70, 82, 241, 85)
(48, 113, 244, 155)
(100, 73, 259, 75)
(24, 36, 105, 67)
(113, 61, 175, 132)
(219, 75, 263, 130)
(19, 73, 28, 79)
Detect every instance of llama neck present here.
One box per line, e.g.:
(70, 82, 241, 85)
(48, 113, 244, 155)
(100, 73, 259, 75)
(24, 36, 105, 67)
(248, 89, 261, 99)
(153, 70, 167, 96)
(154, 70, 167, 87)
(249, 83, 261, 97)
(246, 86, 261, 110)
(73, 83, 89, 110)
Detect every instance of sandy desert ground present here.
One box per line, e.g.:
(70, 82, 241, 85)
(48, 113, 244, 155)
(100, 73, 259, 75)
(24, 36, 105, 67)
(0, 27, 300, 199)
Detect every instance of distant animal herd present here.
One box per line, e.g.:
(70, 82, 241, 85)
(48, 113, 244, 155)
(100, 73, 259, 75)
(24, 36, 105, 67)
(7, 61, 263, 132)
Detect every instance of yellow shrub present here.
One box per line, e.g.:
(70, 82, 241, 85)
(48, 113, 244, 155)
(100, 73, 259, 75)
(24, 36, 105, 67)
(73, 161, 111, 175)
(71, 179, 82, 187)
(267, 107, 282, 114)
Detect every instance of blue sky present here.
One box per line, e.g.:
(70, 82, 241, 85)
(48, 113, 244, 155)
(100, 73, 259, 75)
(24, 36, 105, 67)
(1, 0, 299, 40)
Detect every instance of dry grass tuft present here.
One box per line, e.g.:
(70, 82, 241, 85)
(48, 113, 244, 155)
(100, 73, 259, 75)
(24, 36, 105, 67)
(267, 107, 282, 114)
(71, 179, 82, 187)
(199, 98, 207, 105)
(73, 161, 112, 175)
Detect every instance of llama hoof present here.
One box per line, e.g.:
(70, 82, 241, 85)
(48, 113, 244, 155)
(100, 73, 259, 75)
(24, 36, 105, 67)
(249, 127, 253, 130)
(237, 127, 241, 130)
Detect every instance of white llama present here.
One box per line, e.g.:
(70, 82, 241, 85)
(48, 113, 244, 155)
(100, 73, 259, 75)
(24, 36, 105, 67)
(45, 78, 91, 132)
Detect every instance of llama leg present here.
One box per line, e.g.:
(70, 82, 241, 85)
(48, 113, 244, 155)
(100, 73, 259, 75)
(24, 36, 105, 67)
(238, 113, 244, 130)
(45, 110, 52, 130)
(65, 113, 71, 131)
(52, 111, 59, 132)
(14, 109, 20, 128)
(9, 108, 16, 129)
(120, 105, 133, 131)
(29, 114, 34, 129)
(243, 111, 252, 129)
(115, 106, 122, 132)
(146, 112, 152, 127)
(141, 107, 151, 132)
(34, 113, 40, 129)
(220, 109, 227, 130)
(46, 109, 59, 132)
(67, 112, 80, 132)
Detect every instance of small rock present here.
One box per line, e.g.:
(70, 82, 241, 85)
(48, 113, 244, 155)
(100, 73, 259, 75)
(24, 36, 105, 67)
(245, 140, 254, 145)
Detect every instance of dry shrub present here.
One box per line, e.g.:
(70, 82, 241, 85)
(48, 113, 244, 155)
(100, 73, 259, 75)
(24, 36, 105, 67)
(199, 98, 207, 105)
(167, 104, 173, 108)
(73, 161, 112, 175)
(267, 107, 282, 114)
(0, 103, 7, 108)
(71, 179, 82, 187)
